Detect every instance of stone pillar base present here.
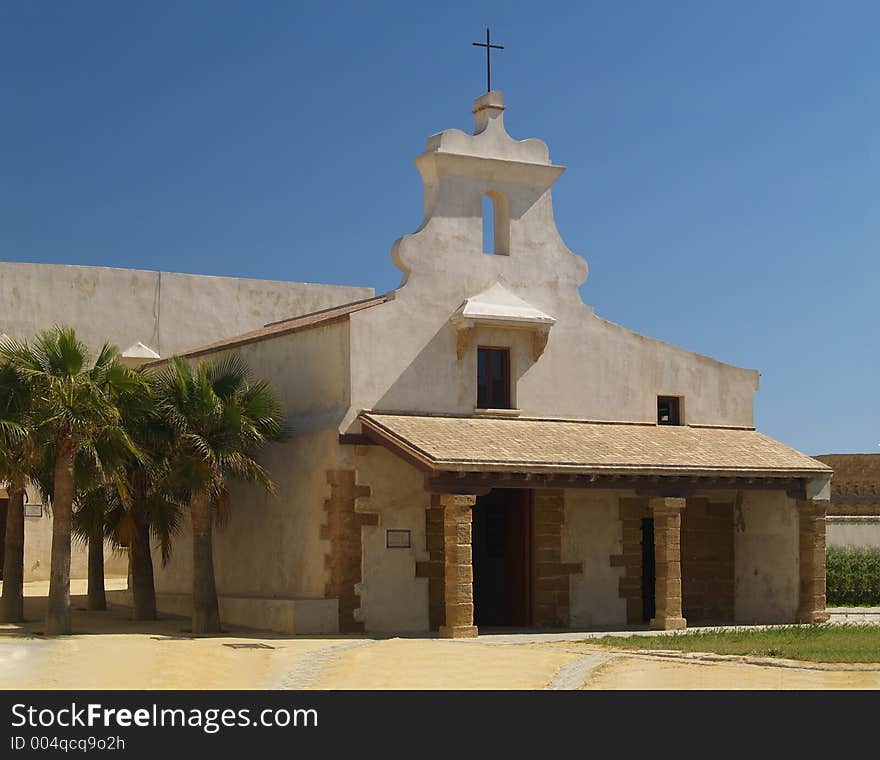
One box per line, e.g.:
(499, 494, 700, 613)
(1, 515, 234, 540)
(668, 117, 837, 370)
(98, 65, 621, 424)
(650, 616, 687, 631)
(796, 609, 830, 624)
(439, 625, 479, 639)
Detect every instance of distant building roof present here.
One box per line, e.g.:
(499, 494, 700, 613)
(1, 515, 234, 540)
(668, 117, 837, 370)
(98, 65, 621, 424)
(814, 454, 880, 510)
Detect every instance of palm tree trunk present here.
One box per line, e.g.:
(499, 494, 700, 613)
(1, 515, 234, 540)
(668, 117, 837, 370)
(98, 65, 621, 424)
(190, 492, 220, 634)
(130, 501, 156, 620)
(86, 520, 106, 611)
(46, 438, 75, 636)
(0, 485, 26, 623)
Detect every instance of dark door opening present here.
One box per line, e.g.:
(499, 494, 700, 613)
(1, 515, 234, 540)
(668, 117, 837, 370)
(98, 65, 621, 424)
(641, 517, 656, 623)
(472, 489, 531, 627)
(681, 499, 734, 623)
(0, 499, 8, 580)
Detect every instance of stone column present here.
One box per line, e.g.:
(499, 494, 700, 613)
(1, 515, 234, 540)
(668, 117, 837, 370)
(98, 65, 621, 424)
(649, 497, 687, 631)
(438, 494, 478, 639)
(797, 499, 830, 623)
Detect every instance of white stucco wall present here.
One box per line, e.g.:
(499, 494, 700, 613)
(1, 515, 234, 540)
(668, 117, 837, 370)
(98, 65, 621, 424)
(348, 275, 759, 432)
(154, 428, 339, 600)
(153, 320, 353, 601)
(0, 261, 371, 357)
(356, 447, 431, 633)
(345, 92, 758, 431)
(2, 261, 370, 583)
(564, 490, 627, 628)
(734, 491, 800, 623)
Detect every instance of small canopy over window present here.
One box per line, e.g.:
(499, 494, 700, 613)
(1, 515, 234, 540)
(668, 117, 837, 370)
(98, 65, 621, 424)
(451, 282, 555, 362)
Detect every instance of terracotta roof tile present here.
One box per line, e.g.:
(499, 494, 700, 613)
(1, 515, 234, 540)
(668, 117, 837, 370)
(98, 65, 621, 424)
(359, 412, 831, 477)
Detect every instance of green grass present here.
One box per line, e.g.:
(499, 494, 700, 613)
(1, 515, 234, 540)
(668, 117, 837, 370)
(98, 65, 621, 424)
(827, 546, 880, 606)
(591, 625, 880, 663)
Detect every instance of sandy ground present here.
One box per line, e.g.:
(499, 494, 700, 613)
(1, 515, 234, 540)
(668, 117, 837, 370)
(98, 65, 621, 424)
(0, 579, 336, 690)
(3, 580, 880, 689)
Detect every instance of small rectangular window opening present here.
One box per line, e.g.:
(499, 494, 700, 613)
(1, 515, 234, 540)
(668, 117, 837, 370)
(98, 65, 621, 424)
(477, 347, 511, 409)
(481, 190, 510, 255)
(657, 396, 682, 426)
(482, 195, 495, 254)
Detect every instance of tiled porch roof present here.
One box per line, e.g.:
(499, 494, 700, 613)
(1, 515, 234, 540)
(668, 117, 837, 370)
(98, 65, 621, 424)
(358, 412, 831, 479)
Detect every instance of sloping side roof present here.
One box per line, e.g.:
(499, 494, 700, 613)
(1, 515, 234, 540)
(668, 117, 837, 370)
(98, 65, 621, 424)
(815, 454, 880, 508)
(359, 412, 831, 478)
(145, 293, 392, 365)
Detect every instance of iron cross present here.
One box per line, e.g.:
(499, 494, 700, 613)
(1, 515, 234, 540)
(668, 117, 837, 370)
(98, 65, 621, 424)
(472, 27, 504, 93)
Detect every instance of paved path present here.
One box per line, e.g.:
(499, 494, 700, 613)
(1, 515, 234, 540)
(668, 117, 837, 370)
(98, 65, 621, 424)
(279, 640, 375, 690)
(829, 607, 880, 624)
(545, 651, 617, 690)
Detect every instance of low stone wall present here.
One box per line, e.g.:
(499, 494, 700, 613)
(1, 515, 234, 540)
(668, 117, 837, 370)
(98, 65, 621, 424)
(827, 517, 880, 549)
(106, 590, 339, 635)
(25, 515, 129, 582)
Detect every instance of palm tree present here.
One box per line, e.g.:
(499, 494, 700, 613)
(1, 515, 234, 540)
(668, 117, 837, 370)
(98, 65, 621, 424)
(0, 362, 36, 624)
(72, 487, 114, 611)
(114, 476, 182, 621)
(154, 355, 285, 634)
(114, 415, 184, 620)
(34, 412, 149, 617)
(93, 357, 175, 617)
(0, 329, 140, 635)
(99, 368, 184, 621)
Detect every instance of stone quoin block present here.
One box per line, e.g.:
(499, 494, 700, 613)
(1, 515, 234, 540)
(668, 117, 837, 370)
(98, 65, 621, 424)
(322, 469, 377, 633)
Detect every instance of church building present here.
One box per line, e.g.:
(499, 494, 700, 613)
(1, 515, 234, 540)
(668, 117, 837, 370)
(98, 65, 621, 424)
(139, 90, 833, 636)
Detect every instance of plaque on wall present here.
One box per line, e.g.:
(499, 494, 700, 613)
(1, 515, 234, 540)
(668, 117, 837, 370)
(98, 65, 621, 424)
(386, 529, 412, 549)
(24, 503, 44, 518)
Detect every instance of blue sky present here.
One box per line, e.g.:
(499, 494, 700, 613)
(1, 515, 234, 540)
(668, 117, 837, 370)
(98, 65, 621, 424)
(1, 1, 877, 455)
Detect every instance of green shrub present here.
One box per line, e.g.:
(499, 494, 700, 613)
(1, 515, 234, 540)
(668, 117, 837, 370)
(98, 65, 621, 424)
(826, 546, 880, 606)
